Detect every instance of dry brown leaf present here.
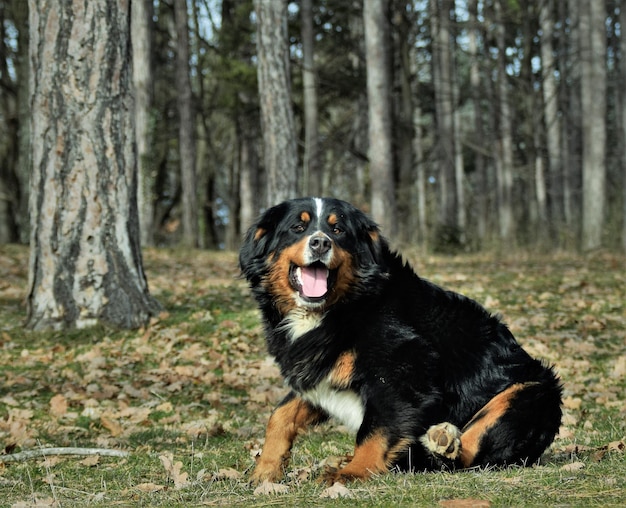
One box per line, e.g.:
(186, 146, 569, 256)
(49, 394, 68, 418)
(253, 480, 289, 495)
(135, 482, 165, 493)
(212, 467, 242, 481)
(561, 461, 585, 472)
(320, 482, 353, 499)
(439, 499, 491, 508)
(611, 356, 626, 378)
(80, 455, 100, 467)
(159, 453, 190, 489)
(100, 416, 122, 437)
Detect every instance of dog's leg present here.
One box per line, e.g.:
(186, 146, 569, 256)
(250, 394, 324, 484)
(423, 381, 561, 468)
(324, 430, 411, 483)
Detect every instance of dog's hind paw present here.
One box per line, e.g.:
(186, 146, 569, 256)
(421, 422, 462, 460)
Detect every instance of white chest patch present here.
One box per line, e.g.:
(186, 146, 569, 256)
(278, 309, 323, 342)
(302, 379, 365, 432)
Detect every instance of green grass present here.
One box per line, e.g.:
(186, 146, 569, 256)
(1, 246, 625, 506)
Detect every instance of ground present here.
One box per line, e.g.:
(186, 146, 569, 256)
(0, 245, 625, 506)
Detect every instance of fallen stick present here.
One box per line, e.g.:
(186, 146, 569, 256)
(1, 447, 130, 463)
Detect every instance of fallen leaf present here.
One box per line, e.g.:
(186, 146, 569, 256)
(561, 461, 585, 472)
(80, 455, 100, 467)
(159, 452, 190, 489)
(320, 482, 353, 499)
(100, 416, 122, 437)
(253, 480, 289, 495)
(135, 482, 165, 493)
(212, 468, 242, 481)
(439, 499, 491, 507)
(49, 394, 68, 418)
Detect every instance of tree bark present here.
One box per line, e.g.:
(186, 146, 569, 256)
(27, 0, 160, 330)
(364, 0, 396, 237)
(430, 0, 459, 244)
(301, 0, 320, 197)
(174, 0, 199, 247)
(538, 0, 557, 240)
(254, 0, 298, 207)
(495, 0, 515, 242)
(132, 0, 155, 247)
(580, 0, 607, 250)
(468, 0, 487, 242)
(620, 0, 626, 251)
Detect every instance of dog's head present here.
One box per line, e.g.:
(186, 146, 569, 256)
(240, 197, 387, 315)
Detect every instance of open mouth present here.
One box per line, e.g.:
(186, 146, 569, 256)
(289, 262, 335, 302)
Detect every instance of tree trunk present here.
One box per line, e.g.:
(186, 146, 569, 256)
(394, 3, 416, 244)
(580, 0, 607, 250)
(27, 0, 160, 331)
(132, 0, 155, 246)
(301, 0, 320, 198)
(468, 0, 487, 243)
(174, 0, 199, 247)
(364, 0, 395, 237)
(495, 0, 515, 243)
(254, 0, 298, 207)
(430, 0, 459, 245)
(620, 0, 626, 251)
(538, 0, 557, 241)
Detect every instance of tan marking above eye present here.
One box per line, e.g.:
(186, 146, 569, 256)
(300, 211, 311, 223)
(254, 227, 266, 241)
(328, 214, 338, 226)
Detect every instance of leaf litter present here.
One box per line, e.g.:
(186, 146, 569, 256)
(0, 247, 625, 504)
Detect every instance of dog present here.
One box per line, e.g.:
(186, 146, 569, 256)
(239, 197, 562, 484)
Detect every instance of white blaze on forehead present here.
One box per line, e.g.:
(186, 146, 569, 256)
(314, 197, 324, 227)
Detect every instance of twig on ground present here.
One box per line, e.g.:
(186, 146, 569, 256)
(1, 447, 130, 463)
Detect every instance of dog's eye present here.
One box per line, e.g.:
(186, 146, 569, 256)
(331, 226, 343, 235)
(291, 223, 306, 233)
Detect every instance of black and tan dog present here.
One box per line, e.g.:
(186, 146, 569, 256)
(239, 197, 562, 484)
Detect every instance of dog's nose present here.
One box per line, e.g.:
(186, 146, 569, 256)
(309, 233, 331, 257)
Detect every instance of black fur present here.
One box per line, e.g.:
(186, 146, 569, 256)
(240, 197, 562, 474)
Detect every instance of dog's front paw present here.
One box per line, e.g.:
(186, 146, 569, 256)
(421, 422, 462, 460)
(249, 461, 285, 486)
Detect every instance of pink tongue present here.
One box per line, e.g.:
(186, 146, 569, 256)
(300, 266, 328, 298)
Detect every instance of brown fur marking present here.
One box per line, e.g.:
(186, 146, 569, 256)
(328, 351, 356, 389)
(459, 383, 526, 467)
(328, 213, 338, 226)
(265, 238, 309, 314)
(251, 397, 323, 484)
(300, 211, 311, 223)
(331, 431, 389, 481)
(254, 227, 266, 241)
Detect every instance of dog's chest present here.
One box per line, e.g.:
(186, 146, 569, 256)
(301, 380, 364, 432)
(277, 309, 365, 432)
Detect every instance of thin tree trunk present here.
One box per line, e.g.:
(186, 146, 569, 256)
(468, 0, 487, 242)
(174, 0, 199, 247)
(395, 5, 416, 244)
(430, 0, 458, 242)
(301, 0, 320, 197)
(255, 0, 298, 206)
(580, 0, 607, 250)
(364, 0, 395, 237)
(132, 0, 154, 246)
(620, 0, 626, 251)
(495, 0, 514, 243)
(539, 0, 557, 241)
(27, 0, 160, 330)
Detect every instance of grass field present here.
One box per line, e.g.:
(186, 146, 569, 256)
(1, 245, 625, 507)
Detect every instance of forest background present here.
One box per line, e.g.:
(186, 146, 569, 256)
(1, 0, 626, 254)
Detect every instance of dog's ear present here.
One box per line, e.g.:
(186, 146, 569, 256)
(239, 202, 289, 274)
(353, 209, 387, 267)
